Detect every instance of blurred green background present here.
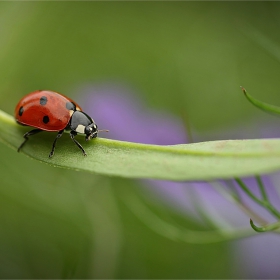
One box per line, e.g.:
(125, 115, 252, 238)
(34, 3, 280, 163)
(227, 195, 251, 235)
(1, 2, 280, 278)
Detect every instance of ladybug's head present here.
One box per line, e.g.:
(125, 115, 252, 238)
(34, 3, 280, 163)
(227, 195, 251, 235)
(69, 111, 108, 140)
(85, 122, 98, 141)
(69, 111, 98, 139)
(84, 122, 109, 141)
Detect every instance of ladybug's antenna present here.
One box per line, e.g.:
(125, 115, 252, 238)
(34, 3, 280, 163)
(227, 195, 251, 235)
(88, 129, 109, 140)
(98, 129, 109, 133)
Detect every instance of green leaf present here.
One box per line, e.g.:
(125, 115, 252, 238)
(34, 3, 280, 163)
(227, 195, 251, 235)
(1, 109, 280, 181)
(241, 86, 280, 116)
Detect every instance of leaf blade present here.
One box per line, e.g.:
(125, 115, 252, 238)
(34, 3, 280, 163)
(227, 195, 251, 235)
(1, 109, 280, 181)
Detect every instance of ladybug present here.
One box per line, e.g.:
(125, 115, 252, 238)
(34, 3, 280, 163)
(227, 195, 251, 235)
(15, 90, 107, 157)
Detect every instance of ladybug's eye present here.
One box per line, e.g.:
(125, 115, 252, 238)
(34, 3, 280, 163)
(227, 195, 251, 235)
(85, 126, 92, 135)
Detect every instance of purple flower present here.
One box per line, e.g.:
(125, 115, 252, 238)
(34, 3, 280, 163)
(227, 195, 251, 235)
(82, 84, 188, 145)
(80, 83, 280, 278)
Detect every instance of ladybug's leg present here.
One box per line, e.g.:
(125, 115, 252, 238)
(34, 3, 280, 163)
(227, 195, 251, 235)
(18, 128, 42, 153)
(70, 131, 87, 156)
(49, 129, 64, 158)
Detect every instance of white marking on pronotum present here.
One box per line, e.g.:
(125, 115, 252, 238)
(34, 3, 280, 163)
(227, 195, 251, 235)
(69, 110, 75, 117)
(76, 124, 86, 134)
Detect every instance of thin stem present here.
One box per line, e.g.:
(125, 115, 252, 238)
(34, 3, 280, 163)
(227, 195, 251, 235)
(250, 219, 280, 233)
(121, 188, 253, 244)
(241, 86, 280, 116)
(188, 186, 223, 229)
(235, 177, 280, 220)
(212, 181, 268, 225)
(223, 180, 242, 202)
(235, 178, 263, 204)
(256, 175, 268, 202)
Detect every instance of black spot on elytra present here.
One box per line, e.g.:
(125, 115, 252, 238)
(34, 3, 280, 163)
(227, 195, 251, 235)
(66, 101, 76, 111)
(19, 106, 24, 116)
(43, 115, 49, 124)
(40, 96, 48, 105)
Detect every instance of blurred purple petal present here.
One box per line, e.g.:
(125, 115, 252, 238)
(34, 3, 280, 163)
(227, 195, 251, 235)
(81, 84, 188, 145)
(231, 234, 280, 278)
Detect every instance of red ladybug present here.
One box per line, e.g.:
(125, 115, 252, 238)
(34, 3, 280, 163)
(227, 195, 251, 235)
(15, 90, 107, 157)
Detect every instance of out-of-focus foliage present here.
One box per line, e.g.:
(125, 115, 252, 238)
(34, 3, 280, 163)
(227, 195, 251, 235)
(3, 2, 280, 130)
(1, 2, 280, 278)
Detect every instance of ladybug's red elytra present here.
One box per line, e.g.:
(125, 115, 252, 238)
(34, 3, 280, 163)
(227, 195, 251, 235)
(15, 90, 107, 157)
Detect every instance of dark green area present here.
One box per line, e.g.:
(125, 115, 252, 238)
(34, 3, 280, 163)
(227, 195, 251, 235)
(0, 143, 231, 278)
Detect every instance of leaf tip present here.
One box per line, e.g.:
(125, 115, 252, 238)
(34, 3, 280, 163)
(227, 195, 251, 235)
(240, 86, 247, 95)
(249, 218, 260, 232)
(250, 218, 267, 233)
